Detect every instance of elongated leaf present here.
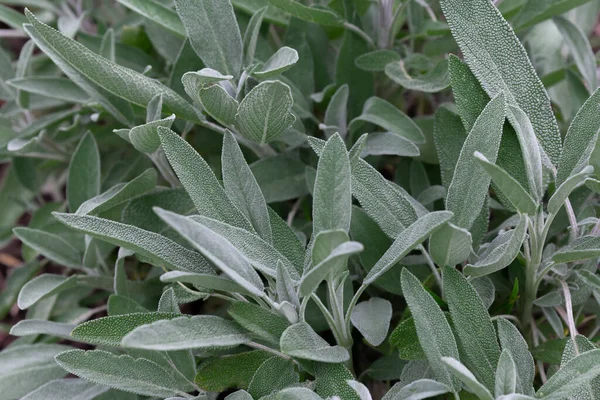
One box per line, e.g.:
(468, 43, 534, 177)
(361, 132, 420, 158)
(13, 227, 81, 269)
(156, 209, 265, 297)
(577, 270, 600, 291)
(429, 223, 472, 267)
(222, 130, 272, 243)
(175, 0, 243, 78)
(553, 16, 597, 91)
(443, 266, 500, 391)
(464, 215, 527, 277)
(389, 317, 425, 360)
(0, 344, 70, 399)
(20, 378, 109, 400)
(401, 269, 460, 390)
(125, 115, 176, 153)
(198, 85, 239, 126)
(322, 84, 349, 138)
(157, 127, 252, 231)
(71, 312, 179, 346)
(441, 357, 493, 400)
(18, 274, 77, 309)
(68, 132, 100, 212)
(495, 350, 517, 397)
(276, 387, 324, 400)
(314, 363, 358, 400)
(474, 152, 537, 215)
(350, 297, 392, 346)
(248, 356, 299, 398)
(446, 93, 505, 230)
(229, 301, 290, 347)
(243, 6, 268, 66)
(76, 169, 157, 215)
(312, 133, 352, 235)
(117, 0, 186, 37)
(55, 350, 183, 397)
(355, 50, 401, 72)
(364, 211, 453, 285)
(514, 0, 592, 30)
(8, 77, 90, 103)
(161, 271, 251, 295)
(349, 97, 424, 144)
(385, 59, 450, 93)
(440, 0, 562, 165)
(383, 379, 452, 400)
(496, 318, 535, 395)
(52, 212, 213, 274)
(556, 86, 600, 186)
(536, 349, 600, 399)
(251, 155, 309, 203)
(548, 165, 594, 214)
(10, 320, 76, 339)
(253, 46, 299, 79)
(266, 0, 342, 26)
(121, 315, 250, 350)
(24, 11, 197, 122)
(235, 80, 296, 144)
(0, 261, 41, 319)
(552, 235, 600, 263)
(280, 322, 350, 363)
(195, 350, 272, 392)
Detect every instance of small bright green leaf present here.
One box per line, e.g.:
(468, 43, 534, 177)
(266, 0, 343, 26)
(365, 211, 453, 285)
(350, 297, 392, 346)
(175, 0, 243, 78)
(253, 46, 299, 79)
(17, 274, 77, 309)
(13, 227, 81, 269)
(235, 80, 296, 144)
(280, 322, 350, 363)
(117, 0, 186, 37)
(441, 357, 493, 400)
(552, 235, 600, 263)
(385, 59, 450, 93)
(548, 165, 594, 214)
(68, 132, 100, 212)
(122, 315, 250, 350)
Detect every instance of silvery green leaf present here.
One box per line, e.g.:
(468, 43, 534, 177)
(156, 209, 265, 297)
(24, 11, 197, 122)
(76, 169, 157, 215)
(560, 335, 600, 398)
(0, 344, 70, 399)
(54, 350, 184, 397)
(322, 84, 349, 138)
(68, 132, 100, 212)
(346, 380, 372, 400)
(533, 292, 562, 308)
(314, 362, 358, 400)
(552, 235, 600, 263)
(276, 387, 324, 400)
(443, 266, 500, 391)
(253, 46, 299, 79)
(222, 130, 272, 243)
(440, 0, 562, 165)
(280, 322, 350, 363)
(548, 165, 594, 214)
(181, 69, 234, 105)
(248, 356, 299, 398)
(433, 106, 467, 189)
(20, 379, 109, 400)
(175, 0, 243, 78)
(17, 274, 77, 309)
(121, 315, 250, 350)
(441, 357, 493, 400)
(127, 115, 176, 153)
(312, 133, 352, 235)
(277, 260, 300, 309)
(0, 4, 27, 30)
(117, 0, 186, 37)
(576, 270, 600, 291)
(146, 93, 163, 122)
(365, 211, 453, 285)
(229, 301, 290, 347)
(99, 28, 115, 63)
(360, 131, 420, 158)
(464, 215, 527, 278)
(235, 80, 296, 144)
(198, 85, 239, 126)
(300, 240, 363, 296)
(10, 319, 76, 340)
(350, 297, 392, 347)
(157, 127, 252, 231)
(226, 391, 252, 400)
(536, 349, 600, 399)
(7, 77, 90, 103)
(429, 223, 472, 267)
(474, 152, 537, 215)
(471, 276, 495, 310)
(13, 228, 82, 270)
(251, 155, 309, 203)
(383, 379, 452, 400)
(553, 16, 597, 92)
(266, 0, 343, 26)
(401, 269, 460, 390)
(243, 6, 268, 66)
(349, 97, 425, 144)
(446, 93, 505, 230)
(556, 87, 600, 186)
(495, 350, 517, 397)
(71, 312, 179, 346)
(355, 50, 401, 72)
(586, 178, 600, 193)
(514, 0, 593, 30)
(158, 288, 180, 313)
(268, 208, 306, 269)
(385, 58, 450, 93)
(52, 212, 213, 274)
(160, 271, 252, 295)
(496, 318, 535, 395)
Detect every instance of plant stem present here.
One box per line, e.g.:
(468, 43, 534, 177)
(343, 22, 375, 48)
(247, 342, 299, 365)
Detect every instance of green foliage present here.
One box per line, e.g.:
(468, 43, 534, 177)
(0, 0, 599, 398)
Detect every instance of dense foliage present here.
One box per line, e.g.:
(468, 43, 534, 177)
(0, 0, 600, 399)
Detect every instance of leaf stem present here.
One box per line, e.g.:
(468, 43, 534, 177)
(419, 245, 442, 290)
(247, 341, 299, 365)
(343, 22, 375, 48)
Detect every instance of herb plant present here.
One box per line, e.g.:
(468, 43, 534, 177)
(0, 0, 600, 399)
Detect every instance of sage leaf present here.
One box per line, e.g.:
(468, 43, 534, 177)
(441, 357, 493, 400)
(117, 0, 186, 38)
(127, 115, 176, 153)
(10, 320, 76, 339)
(429, 223, 472, 267)
(195, 351, 272, 392)
(253, 46, 299, 79)
(322, 84, 349, 138)
(280, 322, 350, 363)
(514, 0, 593, 30)
(228, 301, 290, 347)
(552, 235, 600, 263)
(160, 271, 253, 296)
(243, 6, 268, 66)
(175, 0, 243, 78)
(248, 357, 299, 398)
(17, 274, 77, 309)
(350, 297, 392, 346)
(548, 165, 594, 214)
(536, 349, 600, 399)
(7, 76, 90, 103)
(235, 80, 296, 144)
(13, 227, 81, 270)
(496, 318, 535, 395)
(365, 211, 453, 285)
(355, 50, 401, 72)
(121, 315, 250, 350)
(495, 350, 517, 397)
(54, 350, 184, 397)
(314, 363, 358, 400)
(383, 379, 452, 400)
(401, 269, 460, 390)
(384, 58, 450, 93)
(20, 379, 109, 400)
(198, 85, 239, 126)
(68, 131, 100, 212)
(266, 0, 343, 26)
